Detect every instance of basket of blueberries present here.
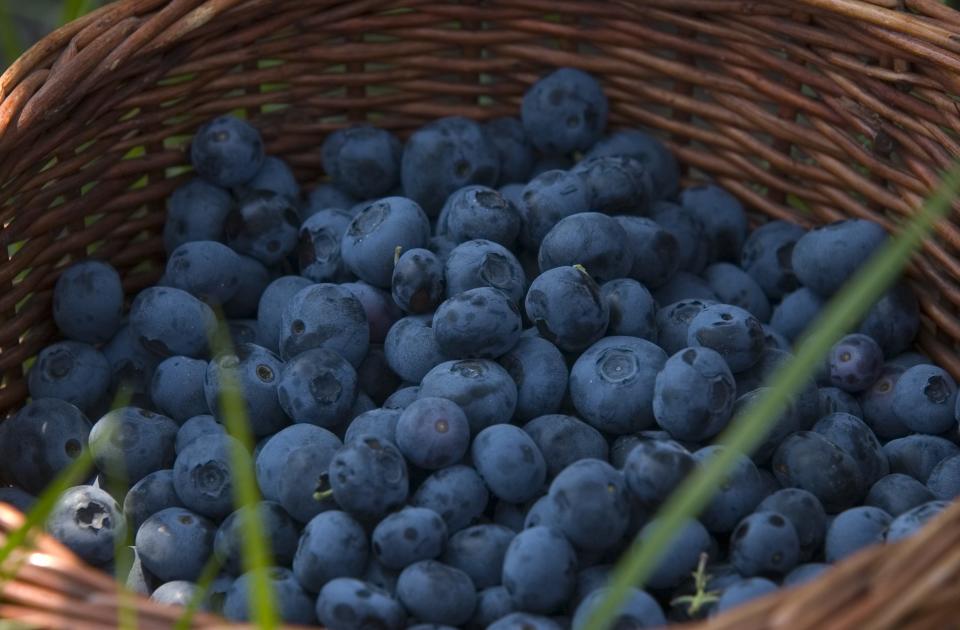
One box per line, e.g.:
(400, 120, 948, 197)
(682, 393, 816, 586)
(1, 1, 960, 629)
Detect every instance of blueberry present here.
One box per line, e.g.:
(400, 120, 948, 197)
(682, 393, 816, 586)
(613, 215, 680, 289)
(150, 581, 205, 609)
(412, 465, 489, 533)
(276, 347, 357, 429)
(522, 68, 607, 155)
(891, 364, 958, 435)
(443, 239, 527, 306)
(572, 587, 665, 630)
(279, 283, 369, 365)
(223, 254, 271, 319)
(356, 347, 400, 407)
(734, 348, 818, 425)
(640, 518, 711, 589)
(100, 325, 162, 407)
(316, 577, 405, 630)
(502, 526, 576, 614)
(865, 473, 936, 516)
(472, 424, 546, 504)
(363, 557, 400, 596)
(384, 315, 449, 384)
(401, 117, 499, 216)
(370, 506, 448, 571)
(344, 408, 400, 446)
(297, 209, 353, 283)
(341, 281, 402, 347)
(215, 501, 300, 575)
(384, 386, 421, 411)
(538, 212, 630, 283)
(772, 432, 866, 513)
(135, 506, 215, 581)
(321, 125, 402, 199)
(438, 524, 515, 591)
(328, 435, 409, 522)
(712, 578, 778, 615)
(292, 510, 369, 592)
(52, 260, 124, 344)
(0, 487, 35, 514)
(882, 434, 960, 481)
(687, 304, 765, 373)
(817, 387, 863, 419)
(173, 433, 248, 520)
(0, 399, 91, 494)
(522, 414, 607, 479)
(733, 388, 808, 467)
(521, 495, 557, 531)
(547, 459, 630, 551)
(740, 220, 805, 301)
(254, 277, 311, 354)
(190, 115, 264, 187)
(418, 359, 517, 434)
(769, 288, 824, 342)
(149, 356, 209, 423)
(122, 469, 183, 532)
(489, 613, 564, 630)
(392, 248, 445, 314)
(304, 183, 357, 219)
(397, 560, 477, 626)
(757, 488, 827, 561)
(653, 271, 718, 305)
(762, 324, 792, 351)
(651, 201, 708, 274)
(205, 343, 289, 435)
(927, 455, 960, 500)
(702, 263, 771, 323)
(517, 169, 592, 249)
(484, 117, 535, 186)
(729, 511, 800, 577)
(225, 567, 316, 623)
(28, 341, 110, 414)
(129, 287, 217, 359)
(825, 333, 883, 394)
(678, 184, 748, 263)
(885, 500, 950, 542)
(794, 218, 888, 296)
(470, 585, 515, 629)
(438, 185, 521, 248)
(341, 196, 432, 287)
(653, 346, 736, 441)
(586, 128, 679, 201)
(89, 406, 178, 486)
(239, 155, 299, 200)
(623, 438, 695, 508)
(655, 299, 717, 356)
(783, 563, 830, 587)
(812, 412, 888, 486)
(573, 564, 612, 608)
(432, 287, 522, 359)
(396, 397, 470, 470)
(860, 364, 911, 439)
(694, 445, 766, 533)
(857, 283, 920, 357)
(164, 240, 242, 305)
(45, 485, 125, 566)
(824, 506, 892, 562)
(499, 337, 567, 422)
(163, 178, 234, 254)
(255, 424, 341, 523)
(224, 190, 299, 266)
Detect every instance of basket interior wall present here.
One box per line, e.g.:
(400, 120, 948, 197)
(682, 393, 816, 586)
(2, 0, 960, 415)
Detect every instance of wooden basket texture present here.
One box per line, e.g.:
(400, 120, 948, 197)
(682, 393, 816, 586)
(1, 0, 960, 628)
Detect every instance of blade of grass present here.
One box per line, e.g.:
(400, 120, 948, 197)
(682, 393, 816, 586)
(0, 0, 24, 66)
(178, 318, 278, 629)
(585, 162, 960, 630)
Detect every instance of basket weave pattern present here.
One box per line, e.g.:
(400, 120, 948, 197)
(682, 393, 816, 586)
(2, 0, 960, 628)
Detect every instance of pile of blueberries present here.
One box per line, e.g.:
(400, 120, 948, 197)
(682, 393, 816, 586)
(2, 66, 959, 630)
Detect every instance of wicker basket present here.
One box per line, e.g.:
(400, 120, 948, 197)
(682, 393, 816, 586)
(2, 0, 960, 628)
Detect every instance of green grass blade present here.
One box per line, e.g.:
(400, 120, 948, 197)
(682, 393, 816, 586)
(584, 162, 960, 630)
(175, 319, 279, 629)
(0, 0, 24, 66)
(61, 0, 95, 25)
